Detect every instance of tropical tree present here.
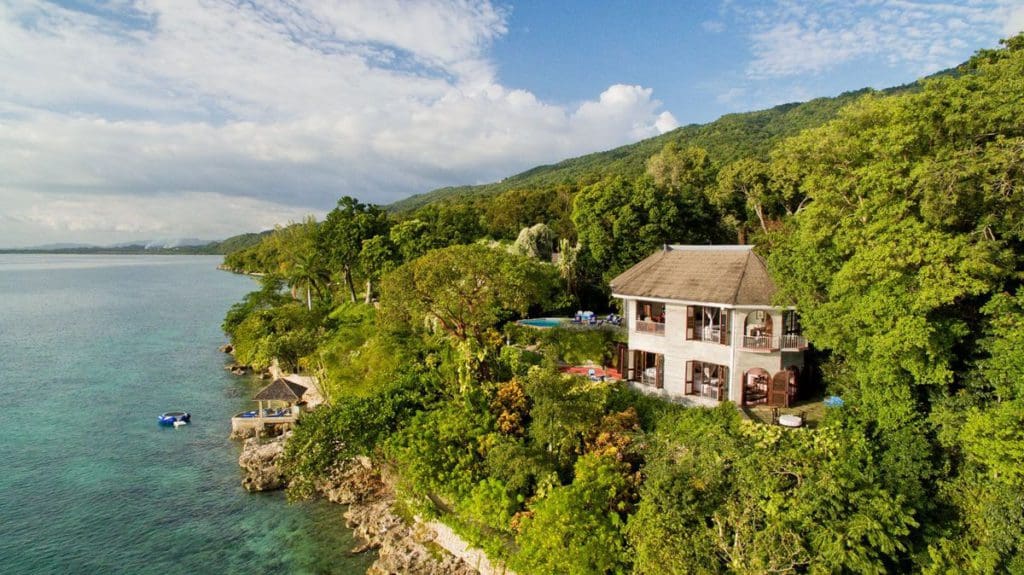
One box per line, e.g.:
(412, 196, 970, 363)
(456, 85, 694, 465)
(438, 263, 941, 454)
(289, 249, 330, 310)
(318, 196, 390, 302)
(512, 222, 556, 261)
(379, 244, 559, 386)
(358, 234, 399, 304)
(572, 175, 722, 281)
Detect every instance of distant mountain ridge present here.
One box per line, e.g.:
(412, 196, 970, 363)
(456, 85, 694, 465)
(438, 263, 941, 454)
(387, 75, 939, 213)
(1, 231, 272, 255)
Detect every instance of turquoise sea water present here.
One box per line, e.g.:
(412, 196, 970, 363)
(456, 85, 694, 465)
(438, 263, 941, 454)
(0, 255, 372, 575)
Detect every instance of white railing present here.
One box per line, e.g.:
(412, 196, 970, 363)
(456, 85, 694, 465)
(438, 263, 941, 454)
(635, 320, 665, 335)
(741, 334, 773, 351)
(691, 326, 724, 343)
(780, 334, 808, 350)
(737, 333, 808, 351)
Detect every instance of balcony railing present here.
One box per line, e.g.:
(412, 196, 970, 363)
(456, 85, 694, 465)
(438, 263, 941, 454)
(738, 333, 808, 351)
(635, 320, 665, 335)
(741, 334, 774, 351)
(780, 333, 808, 350)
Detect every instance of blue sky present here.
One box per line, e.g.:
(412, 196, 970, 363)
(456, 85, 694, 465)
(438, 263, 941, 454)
(0, 0, 1021, 247)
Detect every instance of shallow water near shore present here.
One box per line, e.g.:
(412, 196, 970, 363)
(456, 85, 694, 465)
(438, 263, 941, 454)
(0, 255, 373, 575)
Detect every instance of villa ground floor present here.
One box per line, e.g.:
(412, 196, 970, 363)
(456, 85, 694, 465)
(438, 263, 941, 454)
(614, 343, 804, 407)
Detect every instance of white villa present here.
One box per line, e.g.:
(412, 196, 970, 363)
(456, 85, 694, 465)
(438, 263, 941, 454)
(610, 245, 806, 406)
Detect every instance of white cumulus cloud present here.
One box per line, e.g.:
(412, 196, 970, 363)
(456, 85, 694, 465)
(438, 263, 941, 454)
(742, 0, 1024, 79)
(0, 0, 678, 246)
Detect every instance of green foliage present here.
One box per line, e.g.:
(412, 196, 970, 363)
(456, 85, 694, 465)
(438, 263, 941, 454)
(645, 143, 714, 194)
(482, 185, 576, 241)
(387, 402, 495, 501)
(312, 303, 421, 399)
(571, 175, 724, 282)
(512, 222, 556, 261)
(629, 408, 917, 574)
(453, 477, 519, 555)
(538, 326, 617, 366)
(524, 367, 610, 473)
(389, 89, 880, 213)
(229, 300, 322, 372)
(208, 230, 274, 255)
(512, 453, 635, 575)
(380, 244, 560, 387)
(483, 436, 558, 501)
(766, 38, 1024, 565)
(282, 370, 444, 500)
(496, 345, 543, 379)
(222, 275, 289, 337)
(220, 37, 1024, 574)
(318, 196, 391, 302)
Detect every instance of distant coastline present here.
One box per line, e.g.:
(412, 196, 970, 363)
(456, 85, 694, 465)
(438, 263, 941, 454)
(0, 246, 222, 255)
(0, 231, 272, 256)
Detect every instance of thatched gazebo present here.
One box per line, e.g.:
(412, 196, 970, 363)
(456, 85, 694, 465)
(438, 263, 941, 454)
(253, 378, 307, 417)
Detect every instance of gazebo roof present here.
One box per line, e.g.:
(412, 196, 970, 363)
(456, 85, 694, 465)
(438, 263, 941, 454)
(254, 378, 307, 402)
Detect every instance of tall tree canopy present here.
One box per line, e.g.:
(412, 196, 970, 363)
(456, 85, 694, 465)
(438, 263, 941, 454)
(572, 175, 723, 281)
(318, 196, 390, 302)
(768, 34, 1024, 571)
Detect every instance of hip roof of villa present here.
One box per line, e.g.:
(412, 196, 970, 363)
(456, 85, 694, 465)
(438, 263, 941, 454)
(609, 245, 778, 306)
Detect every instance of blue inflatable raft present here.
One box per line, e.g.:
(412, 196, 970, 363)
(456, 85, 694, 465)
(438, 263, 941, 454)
(157, 411, 191, 426)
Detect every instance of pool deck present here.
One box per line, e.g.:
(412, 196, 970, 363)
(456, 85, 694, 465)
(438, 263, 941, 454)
(560, 365, 623, 380)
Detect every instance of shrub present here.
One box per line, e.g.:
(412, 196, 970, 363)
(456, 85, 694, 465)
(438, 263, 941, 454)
(512, 453, 635, 575)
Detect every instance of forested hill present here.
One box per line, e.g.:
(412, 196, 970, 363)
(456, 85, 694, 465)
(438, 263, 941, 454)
(0, 230, 271, 255)
(221, 36, 1024, 573)
(387, 80, 924, 212)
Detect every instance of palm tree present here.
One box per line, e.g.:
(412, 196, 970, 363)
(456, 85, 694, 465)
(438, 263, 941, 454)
(288, 251, 330, 310)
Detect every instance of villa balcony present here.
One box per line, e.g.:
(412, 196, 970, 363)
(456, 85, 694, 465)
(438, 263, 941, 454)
(780, 334, 808, 350)
(739, 333, 808, 352)
(740, 334, 774, 351)
(635, 320, 665, 335)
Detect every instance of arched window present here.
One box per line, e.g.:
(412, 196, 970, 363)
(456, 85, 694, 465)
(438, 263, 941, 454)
(742, 311, 773, 350)
(743, 368, 771, 405)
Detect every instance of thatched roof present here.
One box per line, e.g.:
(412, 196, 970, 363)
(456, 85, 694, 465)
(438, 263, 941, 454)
(254, 378, 307, 402)
(609, 245, 777, 306)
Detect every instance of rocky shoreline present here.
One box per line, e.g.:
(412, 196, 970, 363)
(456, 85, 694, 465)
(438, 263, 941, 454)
(237, 435, 480, 575)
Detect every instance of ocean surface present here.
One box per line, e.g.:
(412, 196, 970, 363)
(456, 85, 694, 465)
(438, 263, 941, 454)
(0, 255, 373, 575)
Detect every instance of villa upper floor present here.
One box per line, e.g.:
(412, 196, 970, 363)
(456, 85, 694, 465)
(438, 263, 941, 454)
(609, 245, 807, 354)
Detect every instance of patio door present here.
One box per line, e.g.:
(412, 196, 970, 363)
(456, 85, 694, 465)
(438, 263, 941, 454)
(770, 371, 790, 407)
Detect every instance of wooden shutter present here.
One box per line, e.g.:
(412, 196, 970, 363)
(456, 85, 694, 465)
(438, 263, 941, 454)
(684, 361, 694, 394)
(720, 309, 731, 345)
(720, 366, 729, 400)
(787, 366, 800, 404)
(771, 371, 790, 407)
(631, 350, 642, 381)
(655, 354, 664, 389)
(686, 306, 695, 340)
(615, 343, 628, 378)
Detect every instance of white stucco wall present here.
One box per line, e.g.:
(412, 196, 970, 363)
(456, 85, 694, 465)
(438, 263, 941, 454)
(621, 297, 805, 405)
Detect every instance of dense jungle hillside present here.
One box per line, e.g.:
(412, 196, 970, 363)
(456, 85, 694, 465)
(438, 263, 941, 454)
(387, 75, 940, 213)
(221, 36, 1024, 574)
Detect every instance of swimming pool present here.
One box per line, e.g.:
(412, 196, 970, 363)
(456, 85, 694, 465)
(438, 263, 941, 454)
(518, 317, 568, 328)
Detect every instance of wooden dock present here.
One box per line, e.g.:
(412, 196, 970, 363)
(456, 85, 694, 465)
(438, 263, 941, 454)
(230, 411, 298, 439)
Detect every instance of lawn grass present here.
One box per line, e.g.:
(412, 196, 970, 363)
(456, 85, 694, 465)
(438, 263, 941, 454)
(742, 397, 827, 428)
